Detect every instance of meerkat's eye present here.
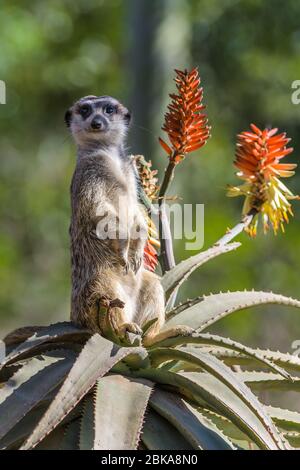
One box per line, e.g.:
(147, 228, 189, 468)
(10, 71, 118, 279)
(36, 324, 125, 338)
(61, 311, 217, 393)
(78, 104, 92, 118)
(104, 105, 116, 115)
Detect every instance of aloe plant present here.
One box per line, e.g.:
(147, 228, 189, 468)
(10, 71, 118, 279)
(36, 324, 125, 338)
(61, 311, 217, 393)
(2, 254, 300, 450)
(1, 67, 300, 450)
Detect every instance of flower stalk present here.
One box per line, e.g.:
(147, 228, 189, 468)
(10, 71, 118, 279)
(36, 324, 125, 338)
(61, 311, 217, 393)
(158, 160, 177, 273)
(158, 68, 210, 273)
(215, 208, 257, 246)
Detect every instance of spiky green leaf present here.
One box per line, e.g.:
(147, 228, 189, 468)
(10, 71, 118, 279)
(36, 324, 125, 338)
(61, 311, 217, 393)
(79, 395, 95, 450)
(284, 432, 300, 448)
(150, 389, 235, 449)
(93, 374, 153, 450)
(197, 408, 249, 442)
(0, 405, 47, 450)
(161, 243, 240, 300)
(60, 418, 81, 450)
(0, 350, 76, 442)
(236, 371, 300, 392)
(150, 346, 286, 448)
(166, 297, 203, 318)
(266, 406, 300, 433)
(164, 291, 300, 330)
(142, 410, 193, 450)
(134, 367, 285, 449)
(1, 322, 89, 370)
(35, 426, 67, 450)
(152, 332, 291, 379)
(21, 334, 148, 449)
(202, 347, 300, 374)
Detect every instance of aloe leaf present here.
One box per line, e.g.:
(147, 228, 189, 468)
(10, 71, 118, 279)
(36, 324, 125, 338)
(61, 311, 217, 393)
(0, 393, 83, 450)
(203, 347, 300, 374)
(161, 243, 240, 299)
(150, 346, 286, 448)
(166, 297, 203, 319)
(197, 408, 249, 442)
(93, 374, 153, 450)
(284, 432, 300, 448)
(235, 371, 300, 392)
(1, 321, 89, 369)
(142, 410, 193, 450)
(79, 395, 95, 450)
(3, 326, 46, 349)
(60, 418, 81, 450)
(265, 406, 300, 433)
(22, 334, 148, 449)
(0, 405, 47, 450)
(152, 332, 291, 380)
(35, 426, 67, 450)
(0, 350, 75, 442)
(150, 389, 235, 449)
(164, 291, 300, 331)
(248, 348, 300, 373)
(0, 363, 23, 387)
(133, 368, 283, 449)
(180, 372, 287, 450)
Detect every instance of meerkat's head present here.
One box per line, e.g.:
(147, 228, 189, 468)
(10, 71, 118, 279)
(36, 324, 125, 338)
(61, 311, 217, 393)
(65, 95, 131, 149)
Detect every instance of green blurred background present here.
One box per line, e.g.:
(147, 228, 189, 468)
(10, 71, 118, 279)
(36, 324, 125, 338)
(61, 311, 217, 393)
(1, 0, 300, 355)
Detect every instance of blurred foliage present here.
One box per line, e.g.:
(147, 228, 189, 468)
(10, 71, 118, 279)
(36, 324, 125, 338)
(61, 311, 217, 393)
(1, 0, 300, 355)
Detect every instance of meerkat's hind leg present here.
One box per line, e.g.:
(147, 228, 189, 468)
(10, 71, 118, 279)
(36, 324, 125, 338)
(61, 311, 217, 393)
(134, 270, 166, 346)
(135, 271, 195, 348)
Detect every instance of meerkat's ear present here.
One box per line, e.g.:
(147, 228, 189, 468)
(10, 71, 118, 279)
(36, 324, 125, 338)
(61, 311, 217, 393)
(64, 108, 72, 127)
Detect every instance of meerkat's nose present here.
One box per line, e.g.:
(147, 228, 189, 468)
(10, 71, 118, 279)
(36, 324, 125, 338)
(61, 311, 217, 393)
(91, 115, 106, 130)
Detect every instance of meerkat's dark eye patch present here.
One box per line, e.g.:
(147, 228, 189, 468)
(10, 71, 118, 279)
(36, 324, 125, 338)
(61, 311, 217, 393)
(104, 104, 116, 115)
(78, 104, 92, 119)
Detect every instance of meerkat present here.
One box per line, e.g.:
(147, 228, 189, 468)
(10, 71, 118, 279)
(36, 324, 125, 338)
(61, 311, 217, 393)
(3, 95, 191, 349)
(65, 95, 166, 345)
